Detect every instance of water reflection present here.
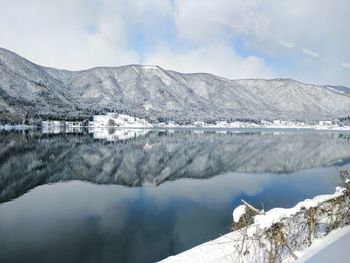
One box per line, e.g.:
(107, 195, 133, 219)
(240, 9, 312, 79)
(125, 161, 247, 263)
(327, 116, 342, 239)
(89, 127, 150, 141)
(0, 166, 348, 263)
(1, 130, 350, 203)
(1, 129, 350, 262)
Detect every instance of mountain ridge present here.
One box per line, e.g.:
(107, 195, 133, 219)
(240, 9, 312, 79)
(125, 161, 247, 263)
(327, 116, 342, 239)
(0, 47, 349, 124)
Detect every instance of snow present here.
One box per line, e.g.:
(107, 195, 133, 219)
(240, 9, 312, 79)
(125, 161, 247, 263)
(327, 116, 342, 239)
(142, 65, 172, 85)
(296, 225, 350, 262)
(0, 124, 34, 131)
(42, 120, 62, 127)
(156, 119, 350, 130)
(233, 205, 246, 223)
(156, 122, 180, 128)
(159, 187, 347, 263)
(253, 187, 345, 229)
(89, 113, 152, 128)
(144, 103, 152, 111)
(142, 65, 159, 70)
(158, 231, 242, 263)
(326, 86, 345, 94)
(35, 113, 350, 131)
(2, 47, 350, 124)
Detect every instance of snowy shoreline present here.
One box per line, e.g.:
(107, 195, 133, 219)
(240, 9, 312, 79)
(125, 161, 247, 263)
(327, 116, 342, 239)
(2, 124, 350, 132)
(160, 179, 350, 263)
(2, 113, 350, 132)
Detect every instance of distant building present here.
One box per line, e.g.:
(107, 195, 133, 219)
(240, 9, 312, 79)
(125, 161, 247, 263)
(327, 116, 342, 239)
(41, 121, 63, 134)
(89, 113, 152, 128)
(319, 121, 333, 126)
(65, 121, 82, 128)
(41, 120, 62, 127)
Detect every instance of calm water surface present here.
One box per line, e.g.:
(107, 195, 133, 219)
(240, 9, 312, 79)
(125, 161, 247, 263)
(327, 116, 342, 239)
(1, 129, 350, 263)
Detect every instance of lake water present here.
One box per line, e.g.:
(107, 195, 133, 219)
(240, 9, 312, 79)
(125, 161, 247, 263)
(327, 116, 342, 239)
(1, 129, 350, 263)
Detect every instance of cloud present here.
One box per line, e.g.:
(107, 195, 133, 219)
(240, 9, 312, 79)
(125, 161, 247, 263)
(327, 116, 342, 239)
(171, 0, 350, 86)
(0, 0, 173, 70)
(144, 42, 274, 79)
(173, 0, 270, 44)
(301, 48, 320, 58)
(340, 62, 350, 69)
(0, 0, 143, 70)
(0, 0, 349, 86)
(279, 41, 294, 49)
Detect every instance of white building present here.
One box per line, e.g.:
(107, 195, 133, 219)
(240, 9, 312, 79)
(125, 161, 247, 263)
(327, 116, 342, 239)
(89, 113, 152, 128)
(65, 121, 82, 128)
(319, 121, 333, 126)
(41, 120, 62, 127)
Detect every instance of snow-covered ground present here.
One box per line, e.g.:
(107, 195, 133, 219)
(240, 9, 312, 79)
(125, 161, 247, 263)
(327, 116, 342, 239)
(160, 186, 349, 263)
(89, 113, 152, 128)
(180, 120, 350, 130)
(3, 114, 350, 131)
(297, 225, 350, 263)
(88, 114, 350, 130)
(0, 124, 35, 131)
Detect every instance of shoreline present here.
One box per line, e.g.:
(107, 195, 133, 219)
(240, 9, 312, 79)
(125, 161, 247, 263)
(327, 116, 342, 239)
(2, 124, 350, 132)
(159, 180, 350, 262)
(2, 114, 350, 131)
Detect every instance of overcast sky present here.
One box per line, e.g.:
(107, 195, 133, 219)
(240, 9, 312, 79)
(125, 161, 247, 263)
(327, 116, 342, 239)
(0, 0, 349, 86)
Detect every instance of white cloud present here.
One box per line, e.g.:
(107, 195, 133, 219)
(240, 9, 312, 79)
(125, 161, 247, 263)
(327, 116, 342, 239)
(172, 0, 350, 86)
(279, 41, 294, 49)
(340, 62, 350, 69)
(173, 0, 271, 44)
(0, 0, 349, 86)
(0, 0, 141, 69)
(144, 42, 274, 79)
(301, 48, 320, 58)
(124, 0, 173, 19)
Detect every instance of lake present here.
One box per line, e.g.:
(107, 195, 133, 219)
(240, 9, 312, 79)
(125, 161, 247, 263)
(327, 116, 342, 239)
(1, 129, 350, 263)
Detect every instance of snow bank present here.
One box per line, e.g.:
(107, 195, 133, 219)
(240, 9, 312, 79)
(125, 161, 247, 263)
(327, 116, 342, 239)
(296, 225, 350, 262)
(160, 182, 350, 263)
(253, 187, 345, 230)
(233, 205, 246, 223)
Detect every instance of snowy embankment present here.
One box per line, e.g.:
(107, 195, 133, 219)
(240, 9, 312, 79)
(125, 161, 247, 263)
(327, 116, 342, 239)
(4, 114, 350, 131)
(0, 124, 35, 131)
(157, 120, 350, 130)
(297, 225, 350, 263)
(160, 173, 350, 263)
(88, 114, 350, 130)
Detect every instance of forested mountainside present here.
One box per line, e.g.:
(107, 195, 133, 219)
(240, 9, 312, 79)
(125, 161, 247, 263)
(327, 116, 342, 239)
(0, 47, 349, 124)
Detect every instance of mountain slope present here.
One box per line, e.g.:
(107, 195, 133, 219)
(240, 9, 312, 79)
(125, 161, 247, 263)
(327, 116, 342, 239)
(0, 47, 349, 123)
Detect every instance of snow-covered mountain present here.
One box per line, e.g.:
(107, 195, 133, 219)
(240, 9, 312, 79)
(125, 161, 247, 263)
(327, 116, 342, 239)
(0, 47, 349, 123)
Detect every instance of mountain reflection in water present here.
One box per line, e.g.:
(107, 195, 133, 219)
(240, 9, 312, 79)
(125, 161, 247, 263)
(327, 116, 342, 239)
(1, 129, 350, 203)
(1, 129, 350, 263)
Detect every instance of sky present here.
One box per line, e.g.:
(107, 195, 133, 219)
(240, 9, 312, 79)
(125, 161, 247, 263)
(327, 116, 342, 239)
(0, 0, 349, 86)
